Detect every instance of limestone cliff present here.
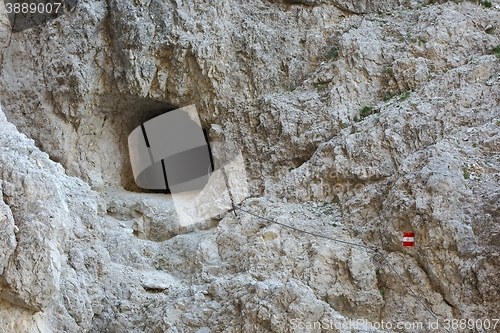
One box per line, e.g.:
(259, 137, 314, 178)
(0, 0, 499, 332)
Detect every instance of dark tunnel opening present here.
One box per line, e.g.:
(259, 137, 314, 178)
(116, 99, 214, 194)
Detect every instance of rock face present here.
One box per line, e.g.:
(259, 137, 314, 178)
(0, 0, 499, 332)
(0, 106, 108, 332)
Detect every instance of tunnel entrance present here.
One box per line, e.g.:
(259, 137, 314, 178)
(127, 105, 215, 195)
(93, 94, 179, 192)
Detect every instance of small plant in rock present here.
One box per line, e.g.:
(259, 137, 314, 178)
(328, 48, 339, 60)
(400, 90, 411, 100)
(469, 0, 493, 6)
(463, 167, 470, 179)
(493, 45, 500, 58)
(361, 105, 374, 116)
(375, 267, 380, 276)
(380, 290, 386, 298)
(331, 222, 338, 227)
(359, 105, 379, 120)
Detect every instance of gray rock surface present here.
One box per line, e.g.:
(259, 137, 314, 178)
(0, 0, 499, 332)
(0, 105, 109, 332)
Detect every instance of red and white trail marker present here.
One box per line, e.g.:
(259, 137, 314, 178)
(402, 232, 415, 247)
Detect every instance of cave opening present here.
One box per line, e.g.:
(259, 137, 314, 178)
(93, 94, 179, 193)
(112, 99, 214, 195)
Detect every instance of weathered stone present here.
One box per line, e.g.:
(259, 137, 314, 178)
(0, 0, 499, 332)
